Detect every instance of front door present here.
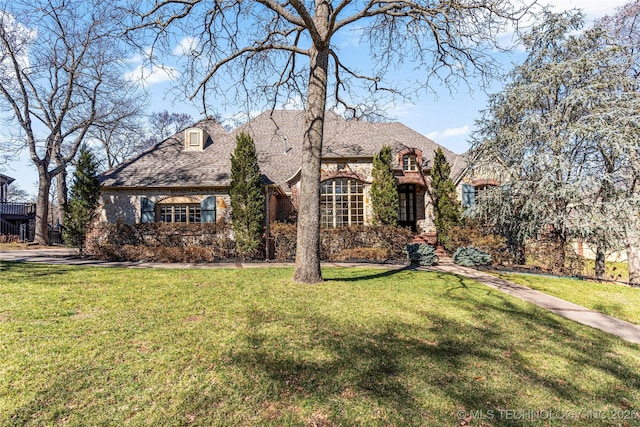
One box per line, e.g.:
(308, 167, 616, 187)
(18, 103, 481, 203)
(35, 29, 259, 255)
(398, 184, 416, 231)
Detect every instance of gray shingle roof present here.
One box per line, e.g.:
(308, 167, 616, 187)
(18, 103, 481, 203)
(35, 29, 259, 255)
(100, 118, 236, 188)
(101, 110, 467, 190)
(233, 110, 466, 188)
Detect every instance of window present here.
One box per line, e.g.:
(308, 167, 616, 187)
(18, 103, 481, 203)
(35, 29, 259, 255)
(184, 128, 206, 151)
(140, 196, 216, 224)
(462, 183, 497, 208)
(461, 184, 475, 208)
(188, 131, 200, 146)
(320, 178, 364, 227)
(403, 154, 417, 171)
(474, 184, 498, 205)
(159, 204, 201, 223)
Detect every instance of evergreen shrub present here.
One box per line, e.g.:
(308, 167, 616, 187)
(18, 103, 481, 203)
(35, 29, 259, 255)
(371, 145, 398, 225)
(229, 133, 265, 260)
(403, 243, 439, 266)
(453, 246, 492, 267)
(447, 224, 507, 264)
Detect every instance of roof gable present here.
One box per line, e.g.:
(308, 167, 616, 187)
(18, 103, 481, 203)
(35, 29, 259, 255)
(101, 110, 467, 190)
(100, 118, 236, 188)
(233, 110, 466, 188)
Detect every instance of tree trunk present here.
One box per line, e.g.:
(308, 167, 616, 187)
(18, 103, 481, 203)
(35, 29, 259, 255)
(625, 224, 640, 287)
(293, 4, 330, 284)
(507, 231, 526, 265)
(514, 241, 526, 265)
(34, 168, 52, 245)
(56, 167, 68, 227)
(552, 230, 566, 273)
(293, 45, 329, 284)
(595, 242, 606, 280)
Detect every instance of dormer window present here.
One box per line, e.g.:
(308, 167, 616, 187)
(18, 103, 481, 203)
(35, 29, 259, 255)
(403, 154, 417, 171)
(184, 128, 206, 151)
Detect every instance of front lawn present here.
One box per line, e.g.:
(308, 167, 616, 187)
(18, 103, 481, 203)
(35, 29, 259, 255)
(0, 262, 638, 426)
(582, 259, 630, 283)
(493, 271, 640, 326)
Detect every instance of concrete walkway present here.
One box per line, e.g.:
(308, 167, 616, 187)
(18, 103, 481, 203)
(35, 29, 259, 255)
(2, 248, 640, 344)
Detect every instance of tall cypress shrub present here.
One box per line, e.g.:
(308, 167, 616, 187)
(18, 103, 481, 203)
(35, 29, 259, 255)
(229, 132, 265, 259)
(371, 145, 398, 226)
(432, 147, 461, 248)
(63, 145, 101, 255)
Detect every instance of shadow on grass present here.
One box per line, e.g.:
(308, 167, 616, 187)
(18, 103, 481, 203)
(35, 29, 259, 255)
(323, 265, 416, 282)
(4, 266, 640, 426)
(0, 260, 76, 278)
(225, 289, 640, 425)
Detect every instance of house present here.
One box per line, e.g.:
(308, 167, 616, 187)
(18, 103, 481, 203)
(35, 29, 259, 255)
(0, 174, 36, 239)
(98, 110, 469, 234)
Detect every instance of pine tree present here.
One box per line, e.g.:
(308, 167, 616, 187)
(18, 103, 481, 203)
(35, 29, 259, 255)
(370, 145, 398, 226)
(432, 147, 461, 248)
(469, 11, 640, 277)
(229, 132, 265, 260)
(63, 146, 101, 255)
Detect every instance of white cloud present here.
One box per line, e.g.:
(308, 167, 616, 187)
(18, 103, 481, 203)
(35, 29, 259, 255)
(173, 37, 197, 56)
(427, 125, 470, 140)
(385, 102, 415, 118)
(544, 0, 629, 20)
(0, 11, 37, 70)
(281, 95, 304, 110)
(125, 48, 178, 86)
(125, 63, 178, 86)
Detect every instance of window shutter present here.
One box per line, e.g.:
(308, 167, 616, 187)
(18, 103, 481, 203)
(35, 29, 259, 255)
(140, 197, 155, 223)
(462, 184, 475, 208)
(201, 196, 216, 223)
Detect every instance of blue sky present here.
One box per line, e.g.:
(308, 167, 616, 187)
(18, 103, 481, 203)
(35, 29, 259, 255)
(2, 0, 630, 197)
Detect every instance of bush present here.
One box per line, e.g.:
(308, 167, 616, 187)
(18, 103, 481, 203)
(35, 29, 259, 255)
(333, 247, 390, 262)
(0, 234, 19, 243)
(229, 132, 265, 260)
(403, 243, 438, 266)
(87, 222, 238, 262)
(271, 223, 414, 262)
(270, 223, 298, 261)
(89, 221, 415, 264)
(447, 224, 507, 264)
(526, 239, 584, 276)
(453, 246, 492, 267)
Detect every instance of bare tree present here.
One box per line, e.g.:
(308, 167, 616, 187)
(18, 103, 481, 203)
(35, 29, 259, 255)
(5, 183, 31, 202)
(132, 110, 195, 152)
(149, 110, 194, 140)
(91, 99, 149, 170)
(0, 0, 146, 244)
(131, 0, 536, 283)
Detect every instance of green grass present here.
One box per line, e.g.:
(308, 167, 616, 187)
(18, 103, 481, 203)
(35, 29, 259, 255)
(493, 271, 640, 326)
(581, 260, 630, 283)
(1, 261, 639, 426)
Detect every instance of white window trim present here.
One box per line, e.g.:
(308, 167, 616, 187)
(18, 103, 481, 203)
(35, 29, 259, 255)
(184, 128, 206, 151)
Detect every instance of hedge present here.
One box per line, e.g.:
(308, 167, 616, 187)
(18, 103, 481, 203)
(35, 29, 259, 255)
(270, 223, 414, 262)
(88, 222, 415, 264)
(87, 222, 238, 262)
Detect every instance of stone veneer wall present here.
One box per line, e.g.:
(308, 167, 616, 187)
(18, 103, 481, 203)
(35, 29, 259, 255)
(99, 188, 232, 224)
(289, 159, 437, 233)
